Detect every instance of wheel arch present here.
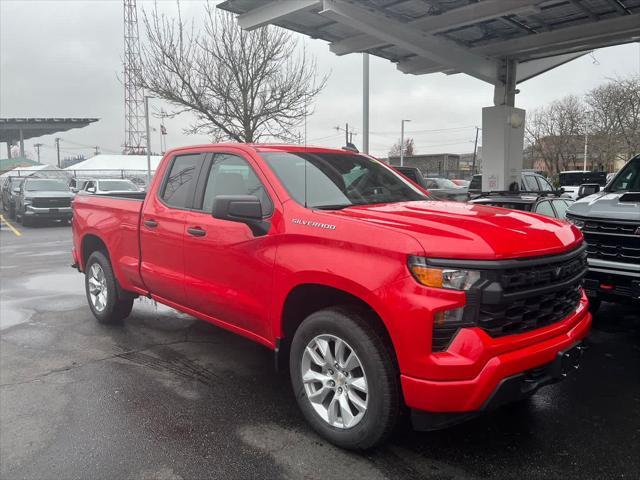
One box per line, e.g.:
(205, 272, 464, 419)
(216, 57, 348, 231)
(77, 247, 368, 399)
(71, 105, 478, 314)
(276, 282, 398, 371)
(80, 233, 109, 271)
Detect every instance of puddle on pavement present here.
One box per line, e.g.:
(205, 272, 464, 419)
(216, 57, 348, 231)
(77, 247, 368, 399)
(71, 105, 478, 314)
(22, 271, 84, 295)
(0, 301, 33, 330)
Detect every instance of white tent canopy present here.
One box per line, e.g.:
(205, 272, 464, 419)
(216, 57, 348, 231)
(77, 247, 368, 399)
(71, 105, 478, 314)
(0, 164, 65, 179)
(65, 154, 163, 172)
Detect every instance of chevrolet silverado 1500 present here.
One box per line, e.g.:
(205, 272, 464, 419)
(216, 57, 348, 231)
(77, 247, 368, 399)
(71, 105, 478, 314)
(72, 144, 592, 449)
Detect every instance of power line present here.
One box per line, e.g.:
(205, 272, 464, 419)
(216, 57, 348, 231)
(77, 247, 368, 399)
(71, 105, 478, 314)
(369, 125, 477, 135)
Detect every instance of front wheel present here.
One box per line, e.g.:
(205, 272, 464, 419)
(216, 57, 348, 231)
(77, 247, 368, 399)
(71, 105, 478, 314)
(290, 307, 400, 450)
(85, 251, 133, 324)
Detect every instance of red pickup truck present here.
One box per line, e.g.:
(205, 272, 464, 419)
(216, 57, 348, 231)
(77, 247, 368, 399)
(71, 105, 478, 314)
(72, 144, 592, 449)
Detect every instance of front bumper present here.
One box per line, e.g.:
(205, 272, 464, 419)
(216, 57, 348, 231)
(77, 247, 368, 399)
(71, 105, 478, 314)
(411, 341, 586, 430)
(25, 206, 72, 219)
(400, 296, 591, 415)
(584, 261, 640, 302)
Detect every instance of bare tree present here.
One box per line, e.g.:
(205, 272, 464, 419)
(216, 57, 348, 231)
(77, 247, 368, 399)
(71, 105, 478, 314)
(586, 75, 640, 163)
(388, 137, 416, 158)
(136, 2, 327, 143)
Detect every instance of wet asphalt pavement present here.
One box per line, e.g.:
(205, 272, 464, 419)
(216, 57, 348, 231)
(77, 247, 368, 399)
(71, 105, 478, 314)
(1, 222, 639, 480)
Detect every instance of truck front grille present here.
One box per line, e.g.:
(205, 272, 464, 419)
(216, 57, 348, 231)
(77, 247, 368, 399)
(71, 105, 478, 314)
(581, 219, 640, 265)
(431, 246, 587, 351)
(32, 198, 70, 208)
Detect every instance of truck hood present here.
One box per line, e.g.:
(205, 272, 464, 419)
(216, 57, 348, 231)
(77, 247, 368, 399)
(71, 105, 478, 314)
(568, 191, 640, 222)
(332, 201, 582, 260)
(24, 191, 74, 199)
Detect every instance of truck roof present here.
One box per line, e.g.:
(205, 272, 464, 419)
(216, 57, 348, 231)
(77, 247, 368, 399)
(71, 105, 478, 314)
(163, 143, 361, 157)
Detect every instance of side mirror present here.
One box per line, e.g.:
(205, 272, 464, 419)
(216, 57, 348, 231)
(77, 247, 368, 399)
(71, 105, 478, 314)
(577, 183, 600, 199)
(212, 195, 270, 236)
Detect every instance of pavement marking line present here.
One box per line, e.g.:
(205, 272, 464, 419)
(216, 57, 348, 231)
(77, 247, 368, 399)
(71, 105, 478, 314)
(0, 214, 22, 237)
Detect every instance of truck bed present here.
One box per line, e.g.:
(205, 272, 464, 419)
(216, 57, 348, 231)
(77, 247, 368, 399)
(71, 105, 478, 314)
(72, 194, 146, 293)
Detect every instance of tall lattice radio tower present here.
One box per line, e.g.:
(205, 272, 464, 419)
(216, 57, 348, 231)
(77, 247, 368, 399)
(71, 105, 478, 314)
(123, 0, 145, 154)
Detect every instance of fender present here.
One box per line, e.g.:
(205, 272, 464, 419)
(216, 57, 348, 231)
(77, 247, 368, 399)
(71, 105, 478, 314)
(270, 270, 400, 351)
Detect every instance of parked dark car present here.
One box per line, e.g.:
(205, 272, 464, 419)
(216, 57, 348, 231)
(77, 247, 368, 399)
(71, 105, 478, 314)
(469, 192, 574, 219)
(1, 176, 24, 219)
(558, 170, 608, 199)
(468, 172, 558, 198)
(15, 178, 75, 226)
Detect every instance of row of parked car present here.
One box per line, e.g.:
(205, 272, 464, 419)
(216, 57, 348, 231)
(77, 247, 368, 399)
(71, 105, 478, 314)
(1, 176, 141, 226)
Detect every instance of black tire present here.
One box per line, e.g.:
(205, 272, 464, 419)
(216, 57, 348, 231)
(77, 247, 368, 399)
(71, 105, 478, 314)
(85, 250, 134, 324)
(289, 306, 399, 450)
(21, 214, 32, 227)
(588, 297, 601, 315)
(8, 203, 16, 220)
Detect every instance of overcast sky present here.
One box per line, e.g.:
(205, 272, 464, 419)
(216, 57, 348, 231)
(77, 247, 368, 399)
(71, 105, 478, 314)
(1, 0, 639, 165)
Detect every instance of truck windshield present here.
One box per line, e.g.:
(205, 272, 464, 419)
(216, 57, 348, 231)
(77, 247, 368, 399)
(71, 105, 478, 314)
(25, 179, 68, 191)
(262, 152, 427, 209)
(607, 157, 640, 193)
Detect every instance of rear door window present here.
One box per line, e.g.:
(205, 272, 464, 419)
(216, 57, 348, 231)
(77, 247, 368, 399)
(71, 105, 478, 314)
(552, 200, 570, 219)
(534, 200, 556, 217)
(536, 176, 554, 192)
(522, 174, 539, 191)
(161, 154, 202, 208)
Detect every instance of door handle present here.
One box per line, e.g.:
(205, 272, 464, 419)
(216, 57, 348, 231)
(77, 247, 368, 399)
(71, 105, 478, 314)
(187, 227, 206, 237)
(143, 219, 158, 228)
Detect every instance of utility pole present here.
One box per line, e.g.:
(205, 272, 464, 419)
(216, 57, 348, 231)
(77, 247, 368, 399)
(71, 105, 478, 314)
(400, 119, 411, 167)
(583, 132, 589, 172)
(345, 123, 349, 146)
(144, 95, 152, 186)
(472, 126, 480, 174)
(34, 143, 43, 163)
(55, 138, 61, 168)
(362, 53, 369, 154)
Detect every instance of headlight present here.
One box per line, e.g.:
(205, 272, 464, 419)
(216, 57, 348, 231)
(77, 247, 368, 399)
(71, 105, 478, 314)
(567, 217, 585, 229)
(23, 197, 33, 205)
(408, 256, 481, 290)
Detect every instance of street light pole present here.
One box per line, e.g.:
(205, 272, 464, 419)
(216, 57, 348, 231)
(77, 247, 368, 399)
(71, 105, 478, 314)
(144, 96, 152, 186)
(583, 110, 592, 172)
(400, 119, 411, 167)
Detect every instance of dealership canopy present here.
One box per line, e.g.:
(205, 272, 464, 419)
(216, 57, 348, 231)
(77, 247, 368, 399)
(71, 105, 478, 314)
(219, 0, 639, 85)
(0, 118, 99, 158)
(219, 0, 640, 190)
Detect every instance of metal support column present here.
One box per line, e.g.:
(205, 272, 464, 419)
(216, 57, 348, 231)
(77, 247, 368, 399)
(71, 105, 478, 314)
(362, 53, 370, 154)
(482, 59, 525, 192)
(19, 129, 24, 157)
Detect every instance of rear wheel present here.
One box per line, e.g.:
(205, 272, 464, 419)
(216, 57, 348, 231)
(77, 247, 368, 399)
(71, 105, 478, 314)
(290, 307, 399, 450)
(85, 251, 133, 324)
